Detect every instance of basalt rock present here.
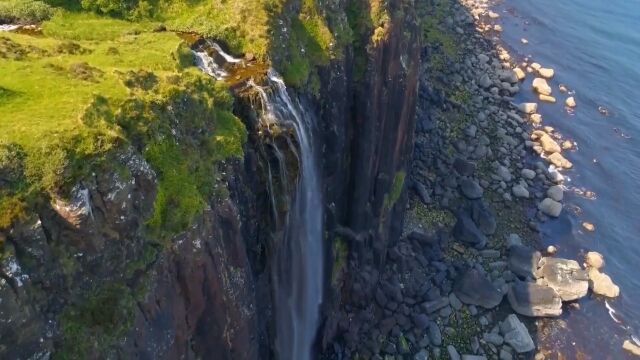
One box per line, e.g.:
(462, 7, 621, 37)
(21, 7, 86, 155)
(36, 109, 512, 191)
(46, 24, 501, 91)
(453, 211, 488, 249)
(507, 281, 563, 317)
(454, 268, 504, 309)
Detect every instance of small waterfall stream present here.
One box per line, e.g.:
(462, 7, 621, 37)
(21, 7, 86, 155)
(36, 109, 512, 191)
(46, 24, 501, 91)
(194, 45, 324, 360)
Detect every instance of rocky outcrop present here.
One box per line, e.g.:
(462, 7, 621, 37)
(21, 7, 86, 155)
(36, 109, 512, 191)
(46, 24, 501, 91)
(0, 151, 265, 359)
(314, 0, 421, 355)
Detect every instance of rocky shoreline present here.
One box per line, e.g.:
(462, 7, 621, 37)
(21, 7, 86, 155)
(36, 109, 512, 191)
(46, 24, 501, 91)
(325, 0, 624, 359)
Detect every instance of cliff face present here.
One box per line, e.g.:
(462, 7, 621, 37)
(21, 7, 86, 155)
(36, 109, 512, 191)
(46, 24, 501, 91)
(0, 0, 420, 358)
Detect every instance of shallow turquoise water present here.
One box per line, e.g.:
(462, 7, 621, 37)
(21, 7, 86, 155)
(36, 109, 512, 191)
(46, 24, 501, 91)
(497, 0, 640, 357)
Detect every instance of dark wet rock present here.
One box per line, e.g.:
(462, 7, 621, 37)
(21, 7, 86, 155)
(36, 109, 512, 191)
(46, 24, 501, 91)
(462, 355, 487, 360)
(454, 268, 504, 309)
(499, 348, 513, 360)
(454, 158, 477, 176)
(412, 180, 433, 205)
(470, 199, 496, 235)
(460, 178, 484, 199)
(375, 287, 389, 307)
(479, 74, 492, 88)
(500, 314, 534, 353)
(538, 197, 563, 217)
(414, 349, 430, 360)
(413, 314, 430, 330)
(449, 293, 463, 310)
(385, 342, 397, 354)
(428, 321, 442, 346)
(448, 345, 462, 360)
(438, 306, 452, 318)
(453, 211, 487, 249)
(508, 245, 541, 278)
(483, 333, 504, 346)
(536, 257, 589, 301)
(422, 297, 450, 314)
(407, 230, 438, 247)
(507, 281, 562, 317)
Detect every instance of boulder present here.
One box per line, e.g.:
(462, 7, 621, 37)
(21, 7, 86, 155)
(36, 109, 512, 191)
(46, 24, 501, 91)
(584, 251, 604, 269)
(460, 178, 484, 199)
(547, 185, 563, 202)
(477, 54, 490, 64)
(422, 297, 449, 313)
(521, 169, 536, 180)
(470, 200, 497, 235)
(538, 198, 562, 217)
(507, 281, 563, 317)
(499, 70, 518, 84)
(413, 181, 433, 205)
(448, 345, 461, 360)
(454, 268, 504, 309)
(539, 94, 556, 103)
(496, 165, 512, 182)
(428, 321, 442, 346)
(565, 96, 576, 107)
(412, 314, 430, 330)
(483, 333, 504, 346)
(623, 340, 640, 357)
(518, 103, 538, 114)
(513, 68, 526, 81)
(533, 131, 561, 154)
(588, 268, 620, 298)
(547, 152, 573, 169)
(509, 245, 541, 278)
(538, 68, 554, 79)
(454, 158, 476, 176)
(512, 185, 529, 198)
(532, 78, 552, 96)
(500, 314, 535, 353)
(407, 230, 438, 247)
(530, 113, 542, 124)
(479, 74, 492, 88)
(414, 349, 430, 360)
(453, 211, 487, 249)
(536, 257, 589, 301)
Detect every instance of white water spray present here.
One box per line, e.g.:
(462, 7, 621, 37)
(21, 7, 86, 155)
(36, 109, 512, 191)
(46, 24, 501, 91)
(195, 48, 324, 360)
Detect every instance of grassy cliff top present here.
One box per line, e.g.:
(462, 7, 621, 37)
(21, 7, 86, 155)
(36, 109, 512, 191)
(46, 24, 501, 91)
(0, 3, 249, 237)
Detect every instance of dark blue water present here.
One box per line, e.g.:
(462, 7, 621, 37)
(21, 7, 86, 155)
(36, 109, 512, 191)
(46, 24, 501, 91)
(494, 0, 640, 357)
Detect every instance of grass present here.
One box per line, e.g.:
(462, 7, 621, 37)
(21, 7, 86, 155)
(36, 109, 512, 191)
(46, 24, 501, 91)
(419, 0, 460, 59)
(383, 170, 406, 211)
(0, 0, 54, 24)
(57, 282, 136, 359)
(159, 0, 283, 60)
(0, 9, 246, 237)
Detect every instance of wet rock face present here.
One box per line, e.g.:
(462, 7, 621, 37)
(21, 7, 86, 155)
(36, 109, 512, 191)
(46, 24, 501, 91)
(0, 153, 264, 360)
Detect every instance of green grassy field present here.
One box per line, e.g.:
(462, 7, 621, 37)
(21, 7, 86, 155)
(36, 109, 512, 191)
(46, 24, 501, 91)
(0, 5, 248, 236)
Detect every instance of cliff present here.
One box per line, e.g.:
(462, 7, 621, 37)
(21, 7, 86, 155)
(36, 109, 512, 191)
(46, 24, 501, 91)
(0, 0, 420, 358)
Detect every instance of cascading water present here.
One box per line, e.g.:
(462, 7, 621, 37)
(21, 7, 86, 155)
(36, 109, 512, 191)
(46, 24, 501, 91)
(194, 45, 324, 360)
(256, 70, 324, 360)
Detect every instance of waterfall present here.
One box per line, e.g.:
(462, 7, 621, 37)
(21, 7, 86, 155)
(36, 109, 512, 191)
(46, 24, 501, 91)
(259, 70, 324, 360)
(194, 46, 324, 360)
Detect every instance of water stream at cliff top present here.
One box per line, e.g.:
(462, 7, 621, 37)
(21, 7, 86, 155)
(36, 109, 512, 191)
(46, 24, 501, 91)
(194, 45, 323, 359)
